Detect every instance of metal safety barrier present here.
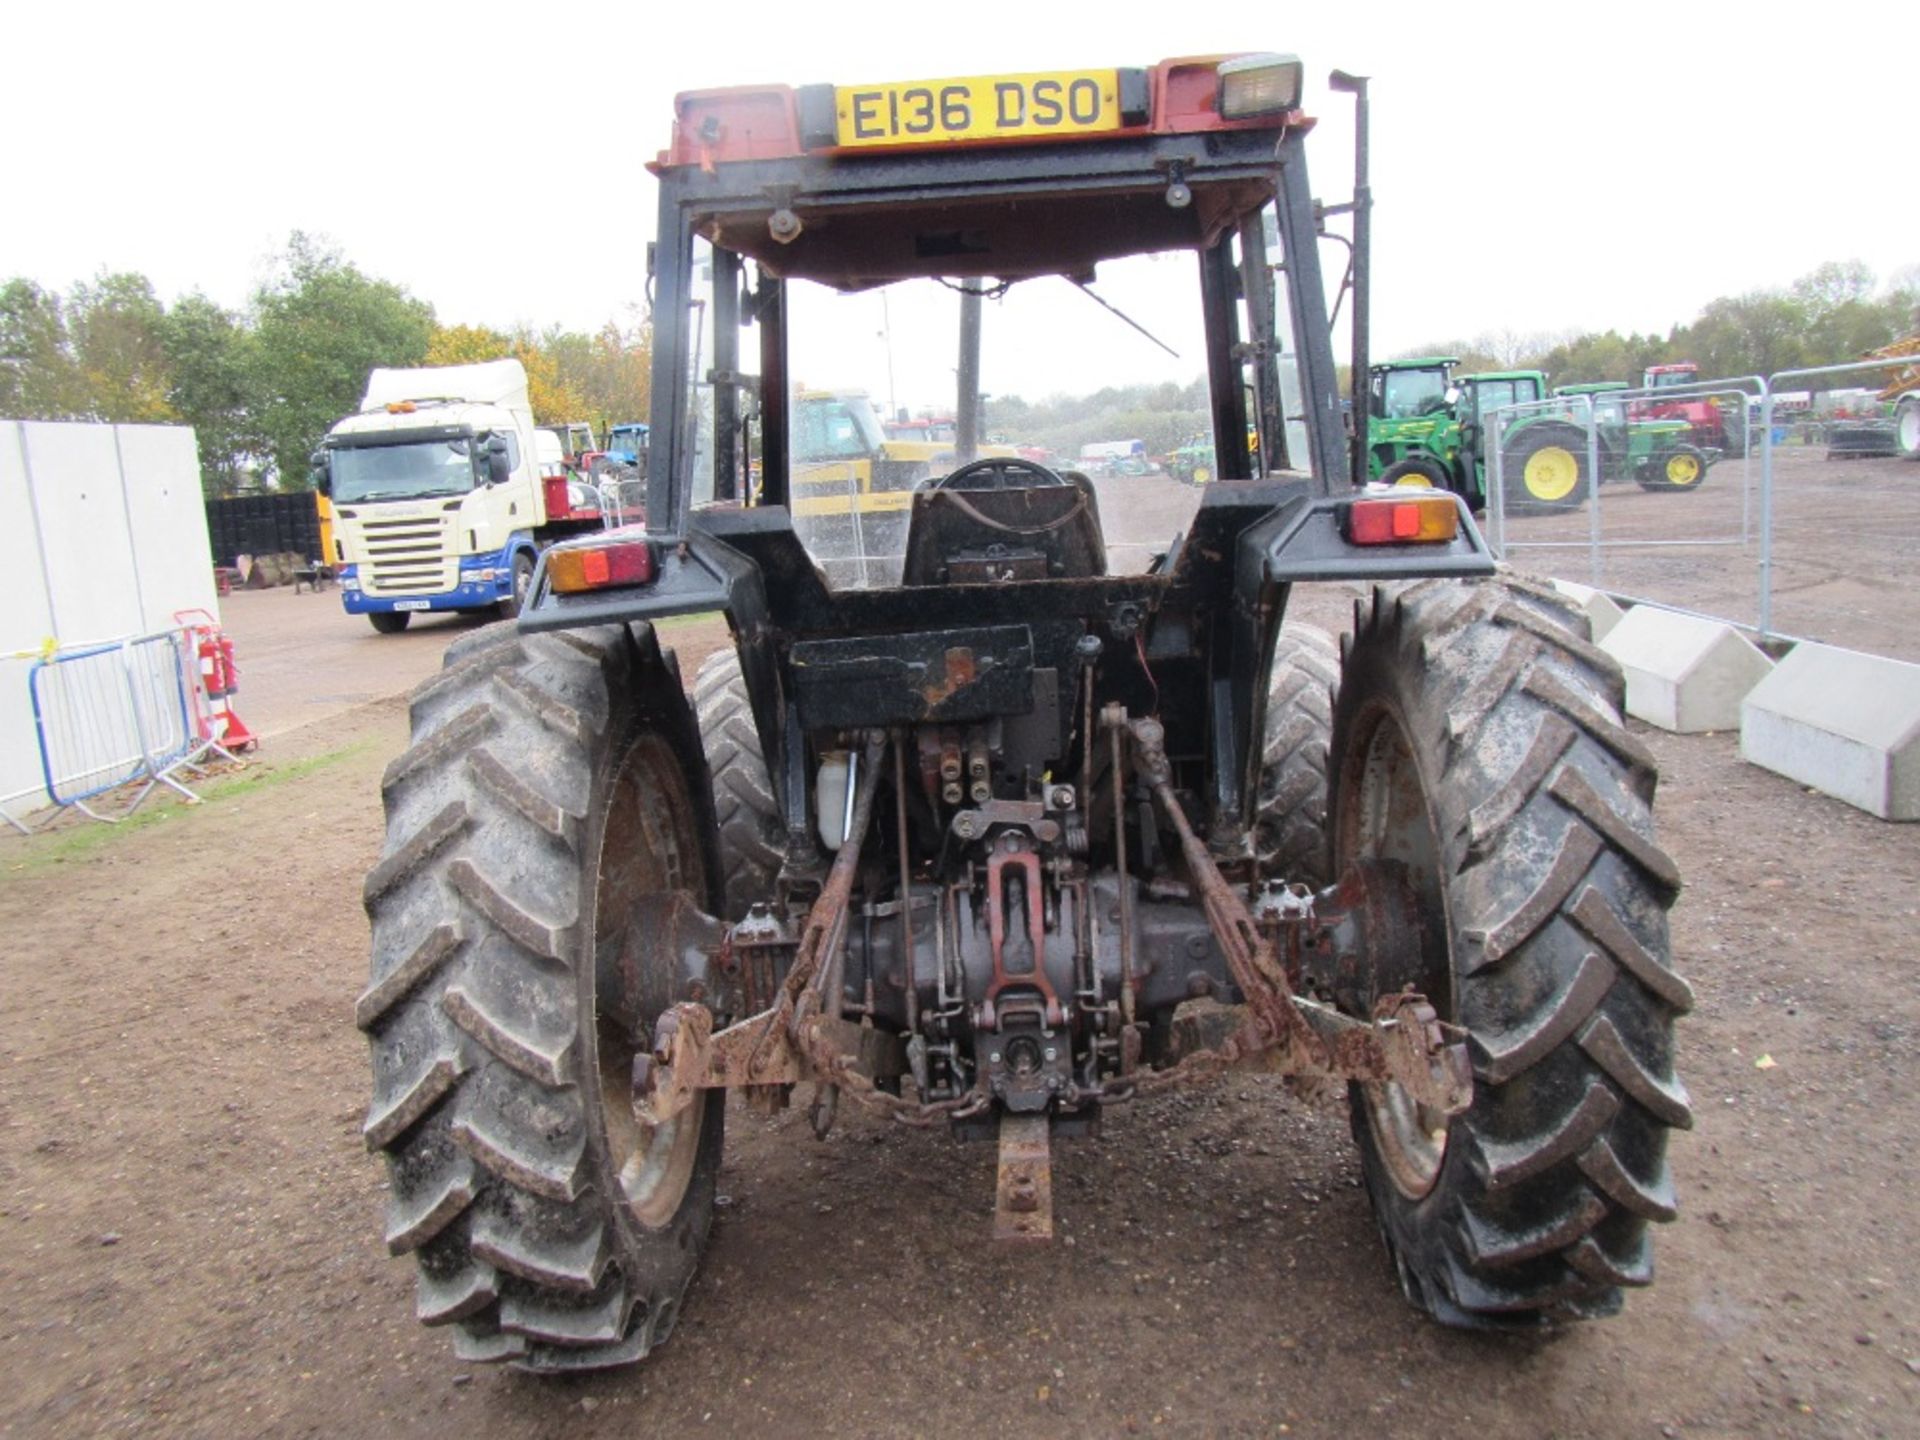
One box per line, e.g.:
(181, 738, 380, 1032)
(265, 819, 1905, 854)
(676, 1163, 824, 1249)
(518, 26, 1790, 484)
(4, 619, 251, 833)
(1474, 357, 1920, 662)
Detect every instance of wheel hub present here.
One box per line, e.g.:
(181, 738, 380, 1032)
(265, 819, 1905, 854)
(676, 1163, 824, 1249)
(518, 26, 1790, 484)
(1524, 445, 1579, 501)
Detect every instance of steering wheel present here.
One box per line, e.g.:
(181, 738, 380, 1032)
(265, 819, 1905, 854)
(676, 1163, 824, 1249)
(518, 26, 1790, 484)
(928, 457, 1069, 491)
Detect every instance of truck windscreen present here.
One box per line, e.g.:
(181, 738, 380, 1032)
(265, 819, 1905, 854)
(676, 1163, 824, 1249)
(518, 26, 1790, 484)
(331, 439, 479, 502)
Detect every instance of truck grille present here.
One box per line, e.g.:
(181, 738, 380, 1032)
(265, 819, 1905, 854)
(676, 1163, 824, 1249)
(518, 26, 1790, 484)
(361, 515, 456, 595)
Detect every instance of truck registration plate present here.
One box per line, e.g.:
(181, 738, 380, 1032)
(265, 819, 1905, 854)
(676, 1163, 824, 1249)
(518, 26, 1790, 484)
(833, 70, 1120, 149)
(392, 600, 431, 612)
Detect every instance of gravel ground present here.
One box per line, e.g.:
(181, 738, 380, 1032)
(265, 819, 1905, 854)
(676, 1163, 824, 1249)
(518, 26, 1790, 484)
(2, 484, 1916, 1438)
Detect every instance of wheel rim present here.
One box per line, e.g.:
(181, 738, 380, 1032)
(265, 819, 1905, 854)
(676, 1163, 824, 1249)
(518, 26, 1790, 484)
(1337, 701, 1453, 1202)
(1193, 467, 1210, 485)
(593, 732, 706, 1231)
(1393, 471, 1435, 489)
(513, 556, 533, 610)
(1665, 452, 1701, 486)
(1899, 407, 1920, 452)
(1522, 445, 1580, 502)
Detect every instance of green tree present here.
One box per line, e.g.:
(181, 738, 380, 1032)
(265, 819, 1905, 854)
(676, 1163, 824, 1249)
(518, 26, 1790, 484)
(425, 322, 592, 424)
(0, 279, 83, 419)
(163, 293, 254, 495)
(249, 233, 433, 484)
(67, 272, 174, 422)
(547, 317, 652, 430)
(1671, 292, 1806, 381)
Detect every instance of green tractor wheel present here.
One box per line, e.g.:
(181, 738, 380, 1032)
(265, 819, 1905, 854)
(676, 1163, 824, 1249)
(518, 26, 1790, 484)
(1502, 425, 1591, 515)
(1379, 456, 1451, 490)
(1637, 445, 1710, 493)
(1190, 464, 1211, 485)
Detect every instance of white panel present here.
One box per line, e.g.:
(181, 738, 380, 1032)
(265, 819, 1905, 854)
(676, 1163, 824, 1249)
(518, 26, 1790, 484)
(0, 424, 57, 813)
(115, 424, 220, 631)
(1599, 606, 1772, 733)
(21, 423, 144, 642)
(1740, 643, 1920, 821)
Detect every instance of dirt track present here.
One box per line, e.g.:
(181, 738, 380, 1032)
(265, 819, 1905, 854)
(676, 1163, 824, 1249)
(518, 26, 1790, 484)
(3, 497, 1919, 1438)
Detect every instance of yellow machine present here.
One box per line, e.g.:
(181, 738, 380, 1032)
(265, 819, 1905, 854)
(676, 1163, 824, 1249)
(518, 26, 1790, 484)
(1870, 333, 1920, 461)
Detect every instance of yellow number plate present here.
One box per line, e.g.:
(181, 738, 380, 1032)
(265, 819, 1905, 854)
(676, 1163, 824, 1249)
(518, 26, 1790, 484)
(834, 70, 1120, 149)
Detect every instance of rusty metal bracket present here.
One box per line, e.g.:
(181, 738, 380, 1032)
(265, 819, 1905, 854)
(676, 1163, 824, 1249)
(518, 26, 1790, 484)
(1125, 716, 1329, 1071)
(1294, 992, 1471, 1115)
(981, 846, 1065, 1027)
(636, 726, 992, 1131)
(992, 1112, 1054, 1243)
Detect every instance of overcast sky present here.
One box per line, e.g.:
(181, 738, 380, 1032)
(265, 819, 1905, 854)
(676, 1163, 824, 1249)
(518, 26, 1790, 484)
(5, 1, 1910, 407)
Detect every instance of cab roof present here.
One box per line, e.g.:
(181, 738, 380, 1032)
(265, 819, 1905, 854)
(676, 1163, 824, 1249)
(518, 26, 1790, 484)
(651, 55, 1311, 293)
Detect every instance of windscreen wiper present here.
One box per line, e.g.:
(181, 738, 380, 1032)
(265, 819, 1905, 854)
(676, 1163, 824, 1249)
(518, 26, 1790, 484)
(1068, 278, 1180, 360)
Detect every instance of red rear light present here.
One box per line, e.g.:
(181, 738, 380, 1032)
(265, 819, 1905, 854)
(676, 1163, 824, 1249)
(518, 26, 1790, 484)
(548, 536, 656, 593)
(1346, 495, 1459, 545)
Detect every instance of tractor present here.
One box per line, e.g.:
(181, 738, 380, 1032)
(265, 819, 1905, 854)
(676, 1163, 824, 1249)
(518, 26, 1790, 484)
(1367, 362, 1592, 513)
(360, 52, 1691, 1373)
(1635, 362, 1743, 457)
(1554, 383, 1713, 493)
(1365, 355, 1463, 487)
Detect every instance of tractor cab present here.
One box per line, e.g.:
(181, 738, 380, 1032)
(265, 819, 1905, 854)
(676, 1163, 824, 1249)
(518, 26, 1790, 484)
(1368, 357, 1458, 420)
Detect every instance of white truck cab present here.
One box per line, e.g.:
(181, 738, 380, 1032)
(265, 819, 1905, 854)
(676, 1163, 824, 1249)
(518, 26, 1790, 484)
(319, 359, 583, 633)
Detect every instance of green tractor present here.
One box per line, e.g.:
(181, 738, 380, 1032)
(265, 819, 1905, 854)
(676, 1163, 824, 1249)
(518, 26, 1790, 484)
(1366, 360, 1565, 510)
(1365, 356, 1464, 488)
(1166, 438, 1217, 485)
(1553, 383, 1712, 495)
(1367, 362, 1714, 516)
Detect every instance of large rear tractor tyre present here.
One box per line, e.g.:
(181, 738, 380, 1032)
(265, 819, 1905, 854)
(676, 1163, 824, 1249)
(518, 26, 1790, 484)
(1898, 398, 1920, 461)
(694, 648, 788, 920)
(1330, 578, 1692, 1329)
(1636, 445, 1710, 493)
(361, 620, 726, 1372)
(1253, 624, 1340, 887)
(1501, 426, 1591, 515)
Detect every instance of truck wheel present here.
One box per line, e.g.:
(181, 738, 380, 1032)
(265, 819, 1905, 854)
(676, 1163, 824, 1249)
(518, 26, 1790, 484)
(361, 621, 725, 1371)
(1330, 578, 1691, 1329)
(370, 612, 411, 635)
(1637, 445, 1709, 492)
(1502, 427, 1590, 514)
(694, 648, 787, 919)
(1253, 624, 1339, 886)
(1898, 398, 1920, 461)
(499, 551, 536, 619)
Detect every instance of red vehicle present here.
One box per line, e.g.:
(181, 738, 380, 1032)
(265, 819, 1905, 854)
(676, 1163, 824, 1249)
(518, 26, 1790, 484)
(1633, 363, 1744, 456)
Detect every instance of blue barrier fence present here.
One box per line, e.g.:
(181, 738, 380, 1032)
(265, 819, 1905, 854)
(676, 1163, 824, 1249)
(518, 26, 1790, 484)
(15, 628, 203, 826)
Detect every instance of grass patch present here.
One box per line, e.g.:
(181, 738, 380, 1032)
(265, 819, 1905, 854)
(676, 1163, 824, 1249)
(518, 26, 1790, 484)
(650, 611, 724, 633)
(4, 740, 375, 873)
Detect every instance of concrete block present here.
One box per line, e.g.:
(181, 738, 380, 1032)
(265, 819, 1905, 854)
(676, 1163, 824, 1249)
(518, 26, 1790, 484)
(1598, 607, 1773, 732)
(1549, 579, 1626, 642)
(1740, 644, 1920, 820)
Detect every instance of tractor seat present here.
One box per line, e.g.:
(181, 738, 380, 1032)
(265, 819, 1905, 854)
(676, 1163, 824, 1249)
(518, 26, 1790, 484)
(900, 458, 1108, 586)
